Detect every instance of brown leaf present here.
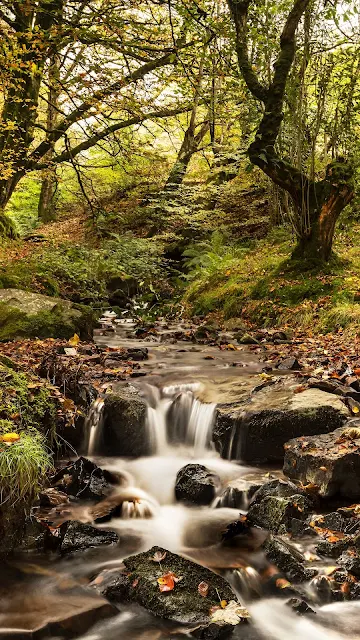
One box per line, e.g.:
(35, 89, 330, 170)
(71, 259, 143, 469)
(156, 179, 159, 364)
(151, 550, 167, 563)
(198, 581, 209, 597)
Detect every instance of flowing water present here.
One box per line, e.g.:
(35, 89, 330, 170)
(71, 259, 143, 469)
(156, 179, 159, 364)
(2, 320, 360, 639)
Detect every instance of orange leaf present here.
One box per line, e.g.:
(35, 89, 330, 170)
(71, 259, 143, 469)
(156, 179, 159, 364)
(0, 432, 20, 443)
(157, 572, 176, 592)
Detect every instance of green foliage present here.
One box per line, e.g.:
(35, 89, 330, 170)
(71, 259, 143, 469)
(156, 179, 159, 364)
(6, 175, 41, 235)
(0, 430, 52, 503)
(0, 364, 55, 503)
(0, 237, 166, 306)
(183, 231, 248, 281)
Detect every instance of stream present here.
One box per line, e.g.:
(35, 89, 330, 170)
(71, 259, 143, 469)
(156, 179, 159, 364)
(2, 319, 360, 639)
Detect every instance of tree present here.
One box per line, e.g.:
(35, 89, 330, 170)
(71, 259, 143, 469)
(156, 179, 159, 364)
(227, 0, 355, 261)
(0, 0, 198, 236)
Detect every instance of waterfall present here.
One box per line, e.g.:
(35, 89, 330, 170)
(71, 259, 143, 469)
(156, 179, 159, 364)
(86, 397, 105, 455)
(144, 382, 216, 455)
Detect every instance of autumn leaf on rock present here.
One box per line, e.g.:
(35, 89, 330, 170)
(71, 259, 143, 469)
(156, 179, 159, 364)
(198, 581, 209, 597)
(68, 333, 80, 347)
(157, 572, 177, 592)
(151, 550, 167, 563)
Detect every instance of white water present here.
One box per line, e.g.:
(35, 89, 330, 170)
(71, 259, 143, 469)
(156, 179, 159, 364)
(86, 398, 105, 455)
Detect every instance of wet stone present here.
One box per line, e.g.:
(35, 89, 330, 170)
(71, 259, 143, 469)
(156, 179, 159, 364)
(175, 464, 220, 506)
(60, 521, 119, 555)
(263, 535, 317, 583)
(102, 388, 148, 456)
(277, 358, 301, 371)
(96, 546, 237, 626)
(283, 426, 360, 499)
(246, 480, 315, 534)
(286, 597, 316, 615)
(338, 550, 360, 577)
(52, 457, 116, 501)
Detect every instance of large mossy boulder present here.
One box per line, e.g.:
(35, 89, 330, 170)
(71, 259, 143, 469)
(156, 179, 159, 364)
(96, 546, 237, 626)
(213, 385, 349, 463)
(0, 288, 95, 340)
(102, 387, 148, 456)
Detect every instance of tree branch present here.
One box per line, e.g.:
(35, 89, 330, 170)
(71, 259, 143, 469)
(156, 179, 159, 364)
(30, 103, 196, 169)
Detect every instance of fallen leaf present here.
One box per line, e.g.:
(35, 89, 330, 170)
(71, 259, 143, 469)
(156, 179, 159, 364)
(220, 600, 227, 609)
(152, 550, 167, 563)
(68, 333, 80, 347)
(0, 432, 20, 443)
(210, 601, 250, 625)
(157, 572, 176, 592)
(198, 581, 209, 597)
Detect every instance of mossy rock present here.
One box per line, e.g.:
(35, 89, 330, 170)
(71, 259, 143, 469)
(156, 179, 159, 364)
(97, 546, 236, 625)
(0, 289, 96, 341)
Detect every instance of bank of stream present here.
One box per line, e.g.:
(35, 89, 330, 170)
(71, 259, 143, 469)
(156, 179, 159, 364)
(2, 318, 360, 639)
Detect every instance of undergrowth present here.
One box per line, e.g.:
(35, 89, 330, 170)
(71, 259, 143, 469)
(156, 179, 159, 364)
(0, 429, 51, 503)
(183, 225, 360, 335)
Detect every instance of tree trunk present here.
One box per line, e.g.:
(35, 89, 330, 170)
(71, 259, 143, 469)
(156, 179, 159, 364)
(38, 56, 60, 222)
(38, 174, 57, 222)
(0, 175, 24, 238)
(292, 182, 354, 261)
(165, 120, 210, 190)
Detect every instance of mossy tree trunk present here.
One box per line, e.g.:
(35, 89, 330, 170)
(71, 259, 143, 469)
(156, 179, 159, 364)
(38, 56, 60, 222)
(228, 0, 354, 261)
(165, 120, 210, 189)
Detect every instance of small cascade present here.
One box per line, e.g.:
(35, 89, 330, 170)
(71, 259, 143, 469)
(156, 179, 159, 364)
(143, 382, 216, 455)
(86, 397, 105, 455)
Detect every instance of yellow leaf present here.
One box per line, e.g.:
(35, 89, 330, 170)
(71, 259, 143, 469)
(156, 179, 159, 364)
(220, 600, 227, 609)
(68, 333, 80, 347)
(1, 432, 20, 443)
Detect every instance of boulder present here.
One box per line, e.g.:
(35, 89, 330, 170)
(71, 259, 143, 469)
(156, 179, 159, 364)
(96, 546, 238, 626)
(283, 426, 360, 498)
(60, 521, 119, 555)
(215, 472, 283, 510)
(51, 457, 116, 501)
(213, 385, 349, 463)
(0, 288, 95, 340)
(263, 535, 317, 583)
(175, 464, 220, 506)
(101, 387, 148, 456)
(247, 480, 315, 534)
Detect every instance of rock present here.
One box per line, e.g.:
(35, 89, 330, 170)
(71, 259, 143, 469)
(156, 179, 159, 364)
(175, 464, 220, 506)
(237, 333, 259, 345)
(215, 472, 282, 510)
(0, 288, 95, 340)
(263, 535, 317, 583)
(247, 483, 314, 534)
(338, 550, 360, 576)
(96, 546, 237, 626)
(286, 597, 316, 615)
(61, 521, 119, 554)
(214, 386, 349, 463)
(277, 358, 301, 370)
(283, 426, 360, 498)
(52, 457, 116, 500)
(102, 388, 148, 456)
(39, 487, 70, 507)
(191, 622, 235, 639)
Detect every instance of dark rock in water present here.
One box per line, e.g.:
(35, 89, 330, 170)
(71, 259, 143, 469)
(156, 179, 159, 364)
(237, 333, 259, 345)
(175, 464, 220, 506)
(247, 494, 313, 534)
(61, 521, 119, 555)
(315, 535, 355, 559)
(39, 487, 70, 507)
(191, 622, 236, 639)
(52, 457, 116, 501)
(215, 473, 281, 510)
(286, 597, 316, 615)
(263, 535, 317, 583)
(308, 575, 333, 604)
(277, 358, 301, 371)
(214, 388, 348, 463)
(193, 325, 219, 342)
(338, 549, 360, 576)
(283, 426, 360, 499)
(102, 388, 148, 456)
(251, 478, 316, 504)
(96, 546, 237, 626)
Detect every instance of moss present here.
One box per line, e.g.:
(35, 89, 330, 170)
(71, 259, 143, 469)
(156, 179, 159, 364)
(0, 301, 95, 341)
